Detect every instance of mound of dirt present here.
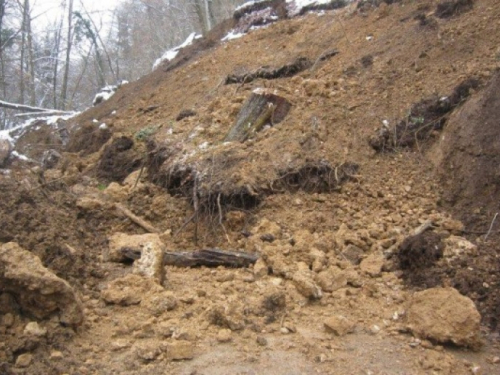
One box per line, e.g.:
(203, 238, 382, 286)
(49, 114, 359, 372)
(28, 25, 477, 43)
(431, 71, 500, 233)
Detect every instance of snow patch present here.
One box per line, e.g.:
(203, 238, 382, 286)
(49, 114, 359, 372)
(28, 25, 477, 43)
(235, 0, 268, 12)
(0, 129, 14, 144)
(11, 151, 32, 162)
(153, 32, 202, 70)
(221, 30, 246, 41)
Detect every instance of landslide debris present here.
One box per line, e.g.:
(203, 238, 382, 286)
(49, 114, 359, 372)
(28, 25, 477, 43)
(2, 0, 500, 374)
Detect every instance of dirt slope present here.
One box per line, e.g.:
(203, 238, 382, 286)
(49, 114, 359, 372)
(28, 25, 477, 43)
(1, 0, 500, 374)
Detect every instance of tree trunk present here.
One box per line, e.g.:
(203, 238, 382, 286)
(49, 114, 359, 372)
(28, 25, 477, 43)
(224, 89, 292, 142)
(25, 0, 35, 106)
(52, 16, 63, 109)
(60, 0, 73, 110)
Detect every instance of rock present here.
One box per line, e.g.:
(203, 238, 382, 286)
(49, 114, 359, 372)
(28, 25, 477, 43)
(135, 342, 162, 361)
(141, 291, 177, 316)
(0, 242, 84, 327)
(15, 353, 33, 368)
(105, 232, 165, 267)
(324, 315, 355, 336)
(76, 196, 106, 211)
(309, 248, 327, 272)
(41, 149, 61, 169)
(132, 240, 165, 284)
(217, 329, 232, 343)
(407, 287, 482, 349)
(50, 351, 64, 360)
(252, 218, 281, 238)
(342, 244, 365, 265)
(104, 182, 129, 201)
(316, 267, 347, 292)
(123, 170, 143, 187)
(0, 139, 12, 167)
(292, 263, 322, 299)
(335, 224, 366, 251)
(443, 236, 477, 259)
(256, 336, 268, 346)
(359, 253, 384, 277)
(101, 274, 164, 306)
(2, 312, 15, 327)
(253, 258, 269, 279)
(439, 217, 465, 234)
(262, 245, 296, 278)
(166, 340, 194, 361)
(23, 322, 47, 337)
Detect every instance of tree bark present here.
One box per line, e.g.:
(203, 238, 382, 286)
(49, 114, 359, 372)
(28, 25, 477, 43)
(224, 89, 291, 142)
(120, 247, 259, 268)
(60, 0, 73, 110)
(0, 99, 72, 113)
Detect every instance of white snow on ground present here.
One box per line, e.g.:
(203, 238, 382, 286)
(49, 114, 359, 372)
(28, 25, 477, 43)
(287, 0, 339, 16)
(11, 151, 31, 162)
(226, 0, 349, 42)
(0, 129, 14, 144)
(153, 32, 202, 70)
(221, 30, 246, 41)
(235, 0, 268, 12)
(3, 112, 79, 146)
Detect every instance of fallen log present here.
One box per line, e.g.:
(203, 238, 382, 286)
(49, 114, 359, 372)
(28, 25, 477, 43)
(119, 248, 259, 268)
(114, 203, 160, 233)
(0, 99, 74, 115)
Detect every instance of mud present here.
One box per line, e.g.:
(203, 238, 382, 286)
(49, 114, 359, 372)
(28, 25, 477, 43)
(2, 0, 500, 373)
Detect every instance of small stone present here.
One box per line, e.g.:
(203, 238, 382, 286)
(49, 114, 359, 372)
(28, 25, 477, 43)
(135, 342, 162, 362)
(111, 339, 131, 351)
(24, 322, 47, 337)
(324, 315, 355, 336)
(256, 336, 268, 346)
(471, 365, 482, 374)
(216, 272, 234, 282)
(492, 356, 500, 364)
(15, 353, 33, 368)
(2, 313, 15, 327)
(292, 264, 322, 299)
(253, 258, 269, 279)
(217, 329, 232, 343)
(260, 234, 275, 243)
(360, 253, 384, 278)
(50, 351, 64, 360)
(166, 340, 194, 361)
(370, 324, 381, 335)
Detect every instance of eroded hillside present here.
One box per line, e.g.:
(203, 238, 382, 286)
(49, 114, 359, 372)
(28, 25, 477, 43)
(1, 0, 500, 374)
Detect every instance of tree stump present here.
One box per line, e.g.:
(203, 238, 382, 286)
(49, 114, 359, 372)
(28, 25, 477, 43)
(224, 88, 291, 142)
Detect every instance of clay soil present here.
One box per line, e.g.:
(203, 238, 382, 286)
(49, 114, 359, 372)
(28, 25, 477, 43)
(2, 0, 500, 374)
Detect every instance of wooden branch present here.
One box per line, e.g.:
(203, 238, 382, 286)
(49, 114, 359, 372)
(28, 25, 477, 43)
(164, 249, 258, 268)
(114, 203, 159, 233)
(0, 99, 71, 114)
(118, 248, 259, 268)
(15, 111, 75, 118)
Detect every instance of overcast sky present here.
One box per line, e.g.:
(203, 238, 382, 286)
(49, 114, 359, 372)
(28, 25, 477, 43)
(32, 0, 124, 29)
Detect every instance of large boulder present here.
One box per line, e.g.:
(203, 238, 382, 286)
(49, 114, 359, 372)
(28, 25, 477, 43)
(0, 242, 84, 327)
(407, 287, 482, 349)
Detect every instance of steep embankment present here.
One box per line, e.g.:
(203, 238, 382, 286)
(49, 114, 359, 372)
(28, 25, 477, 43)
(1, 0, 500, 374)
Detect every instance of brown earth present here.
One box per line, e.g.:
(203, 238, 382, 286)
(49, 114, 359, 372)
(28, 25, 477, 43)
(2, 0, 500, 374)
